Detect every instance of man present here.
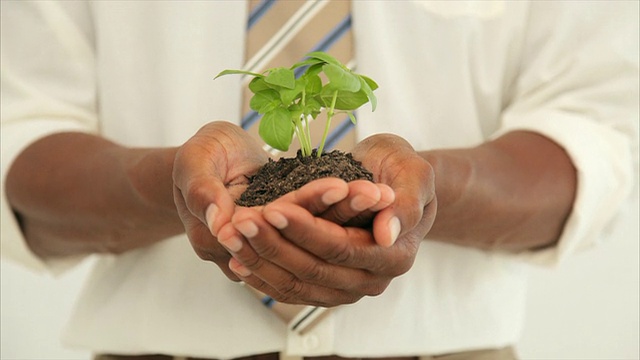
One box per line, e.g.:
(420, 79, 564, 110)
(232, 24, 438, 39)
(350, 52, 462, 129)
(1, 1, 637, 359)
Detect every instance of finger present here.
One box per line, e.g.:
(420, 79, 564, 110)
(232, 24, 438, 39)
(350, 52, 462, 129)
(382, 161, 435, 246)
(228, 258, 362, 307)
(369, 183, 396, 212)
(319, 180, 381, 225)
(262, 202, 397, 271)
(272, 177, 350, 215)
(264, 202, 415, 278)
(175, 186, 239, 281)
(225, 207, 370, 290)
(372, 207, 403, 248)
(341, 183, 395, 228)
(354, 135, 435, 247)
(219, 209, 374, 306)
(173, 136, 236, 236)
(174, 176, 235, 237)
(173, 122, 266, 236)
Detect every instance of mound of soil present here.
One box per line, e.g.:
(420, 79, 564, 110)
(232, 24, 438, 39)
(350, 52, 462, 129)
(236, 149, 373, 207)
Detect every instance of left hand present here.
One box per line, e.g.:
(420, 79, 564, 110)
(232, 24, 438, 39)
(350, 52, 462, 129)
(217, 134, 436, 306)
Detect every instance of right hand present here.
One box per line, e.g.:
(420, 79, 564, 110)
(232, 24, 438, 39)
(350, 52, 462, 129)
(172, 121, 268, 280)
(215, 177, 398, 306)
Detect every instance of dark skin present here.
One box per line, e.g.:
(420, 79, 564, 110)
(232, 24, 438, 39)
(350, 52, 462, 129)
(5, 122, 576, 306)
(217, 131, 577, 306)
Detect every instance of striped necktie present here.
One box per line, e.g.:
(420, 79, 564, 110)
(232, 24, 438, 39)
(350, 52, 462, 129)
(242, 0, 357, 158)
(240, 0, 356, 333)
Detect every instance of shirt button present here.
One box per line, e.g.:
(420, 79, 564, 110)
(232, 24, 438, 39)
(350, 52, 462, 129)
(302, 334, 319, 350)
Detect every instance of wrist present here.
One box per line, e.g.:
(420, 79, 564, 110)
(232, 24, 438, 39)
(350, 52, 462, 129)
(420, 148, 473, 219)
(126, 146, 180, 214)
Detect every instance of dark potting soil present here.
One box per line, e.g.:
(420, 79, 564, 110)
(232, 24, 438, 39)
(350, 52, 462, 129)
(236, 149, 373, 207)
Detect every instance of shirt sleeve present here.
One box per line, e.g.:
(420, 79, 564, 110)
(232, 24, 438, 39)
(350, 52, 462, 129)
(493, 1, 639, 266)
(1, 1, 99, 274)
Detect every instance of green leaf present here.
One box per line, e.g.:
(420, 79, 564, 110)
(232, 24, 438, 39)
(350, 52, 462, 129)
(290, 58, 324, 71)
(359, 74, 379, 90)
(303, 74, 322, 96)
(280, 78, 305, 105)
(305, 51, 342, 67)
(358, 76, 377, 111)
(305, 63, 324, 77)
(323, 64, 361, 92)
(265, 67, 295, 89)
(250, 89, 281, 113)
(334, 90, 368, 110)
(317, 88, 369, 110)
(259, 107, 294, 151)
(348, 112, 357, 125)
(303, 98, 322, 118)
(215, 52, 379, 158)
(289, 104, 303, 123)
(214, 69, 263, 79)
(248, 77, 270, 93)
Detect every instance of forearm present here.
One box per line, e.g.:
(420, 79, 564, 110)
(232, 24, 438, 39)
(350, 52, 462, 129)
(423, 131, 577, 252)
(5, 132, 183, 259)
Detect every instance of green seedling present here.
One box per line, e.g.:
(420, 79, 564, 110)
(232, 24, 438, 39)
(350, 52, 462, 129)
(215, 51, 378, 157)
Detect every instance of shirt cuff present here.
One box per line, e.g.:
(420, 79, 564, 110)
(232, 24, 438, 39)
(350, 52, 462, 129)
(492, 110, 635, 266)
(1, 118, 95, 275)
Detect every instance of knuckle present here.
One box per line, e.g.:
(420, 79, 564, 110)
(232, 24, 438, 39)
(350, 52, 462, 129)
(194, 247, 228, 264)
(277, 278, 306, 301)
(363, 280, 391, 297)
(297, 261, 326, 283)
(293, 228, 317, 249)
(340, 293, 365, 306)
(387, 256, 415, 277)
(185, 178, 210, 202)
(241, 254, 265, 272)
(181, 180, 214, 217)
(404, 200, 425, 230)
(323, 241, 354, 265)
(187, 226, 214, 250)
(369, 245, 417, 277)
(251, 240, 280, 260)
(329, 206, 352, 225)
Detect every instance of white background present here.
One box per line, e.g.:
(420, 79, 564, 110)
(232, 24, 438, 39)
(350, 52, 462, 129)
(2, 197, 639, 360)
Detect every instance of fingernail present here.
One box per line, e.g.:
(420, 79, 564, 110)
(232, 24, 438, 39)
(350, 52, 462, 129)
(219, 235, 243, 253)
(206, 204, 218, 235)
(350, 194, 371, 212)
(264, 210, 288, 229)
(229, 258, 252, 277)
(388, 216, 401, 247)
(322, 188, 345, 206)
(235, 220, 259, 238)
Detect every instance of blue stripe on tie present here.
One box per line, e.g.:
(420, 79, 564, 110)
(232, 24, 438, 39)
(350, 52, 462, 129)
(247, 0, 277, 30)
(241, 110, 261, 130)
(243, 14, 353, 130)
(261, 295, 276, 308)
(323, 115, 355, 151)
(295, 14, 352, 78)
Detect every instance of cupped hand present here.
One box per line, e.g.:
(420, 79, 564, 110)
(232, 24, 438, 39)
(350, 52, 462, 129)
(352, 133, 437, 248)
(217, 134, 436, 306)
(172, 121, 268, 280)
(216, 177, 397, 306)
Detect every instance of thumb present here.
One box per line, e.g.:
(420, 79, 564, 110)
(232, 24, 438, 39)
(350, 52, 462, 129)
(204, 181, 236, 237)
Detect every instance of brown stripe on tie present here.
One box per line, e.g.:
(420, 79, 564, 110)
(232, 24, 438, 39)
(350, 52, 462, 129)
(242, 0, 357, 159)
(239, 0, 358, 334)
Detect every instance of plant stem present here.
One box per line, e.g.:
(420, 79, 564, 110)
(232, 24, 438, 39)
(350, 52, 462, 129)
(317, 90, 338, 157)
(304, 115, 312, 154)
(299, 90, 312, 156)
(293, 117, 310, 156)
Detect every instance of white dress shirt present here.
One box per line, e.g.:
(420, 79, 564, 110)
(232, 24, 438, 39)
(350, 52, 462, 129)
(1, 1, 637, 358)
